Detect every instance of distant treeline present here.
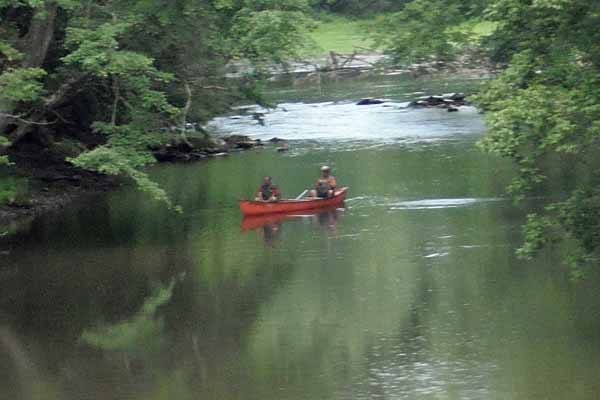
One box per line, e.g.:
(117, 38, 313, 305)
(311, 0, 408, 16)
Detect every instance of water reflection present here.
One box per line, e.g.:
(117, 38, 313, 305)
(242, 208, 344, 246)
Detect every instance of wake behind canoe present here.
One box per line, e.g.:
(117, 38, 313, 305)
(240, 187, 348, 216)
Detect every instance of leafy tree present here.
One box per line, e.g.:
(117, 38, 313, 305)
(476, 0, 600, 271)
(373, 0, 468, 64)
(0, 0, 314, 208)
(380, 0, 600, 271)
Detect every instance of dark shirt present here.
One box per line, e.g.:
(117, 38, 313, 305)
(258, 184, 281, 201)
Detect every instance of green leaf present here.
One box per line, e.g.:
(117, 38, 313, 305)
(0, 68, 47, 105)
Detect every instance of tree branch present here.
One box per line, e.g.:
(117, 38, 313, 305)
(200, 85, 226, 91)
(0, 112, 57, 126)
(50, 110, 74, 125)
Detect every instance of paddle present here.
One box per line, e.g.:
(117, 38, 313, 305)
(295, 189, 308, 200)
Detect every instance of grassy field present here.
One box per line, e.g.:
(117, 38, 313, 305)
(307, 15, 497, 57)
(308, 16, 377, 55)
(450, 20, 498, 42)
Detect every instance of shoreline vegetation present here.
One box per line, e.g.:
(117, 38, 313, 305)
(0, 12, 495, 235)
(6, 0, 597, 269)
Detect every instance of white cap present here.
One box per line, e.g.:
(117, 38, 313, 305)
(321, 165, 331, 171)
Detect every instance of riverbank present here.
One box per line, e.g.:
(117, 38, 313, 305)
(0, 58, 492, 236)
(0, 132, 274, 236)
(0, 154, 119, 239)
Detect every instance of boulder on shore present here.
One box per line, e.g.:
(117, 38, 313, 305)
(223, 135, 262, 149)
(236, 141, 256, 149)
(357, 98, 385, 106)
(223, 134, 250, 144)
(153, 134, 226, 162)
(154, 148, 208, 162)
(151, 133, 266, 164)
(224, 134, 262, 150)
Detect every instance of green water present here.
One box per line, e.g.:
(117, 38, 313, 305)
(2, 74, 600, 400)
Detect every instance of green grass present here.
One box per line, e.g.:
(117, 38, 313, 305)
(308, 16, 377, 55)
(471, 21, 498, 37)
(306, 16, 496, 57)
(452, 20, 498, 42)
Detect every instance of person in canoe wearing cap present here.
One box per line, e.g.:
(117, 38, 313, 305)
(310, 166, 337, 198)
(255, 176, 281, 202)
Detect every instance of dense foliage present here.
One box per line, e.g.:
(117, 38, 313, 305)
(0, 0, 314, 206)
(379, 0, 600, 270)
(373, 0, 489, 63)
(311, 0, 407, 16)
(478, 0, 600, 272)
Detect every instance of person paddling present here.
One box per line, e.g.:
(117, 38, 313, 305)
(255, 176, 281, 202)
(310, 165, 337, 198)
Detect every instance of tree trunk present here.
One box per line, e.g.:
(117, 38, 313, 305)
(329, 51, 339, 70)
(20, 3, 59, 69)
(111, 77, 120, 126)
(180, 80, 193, 135)
(10, 111, 49, 145)
(9, 75, 86, 145)
(0, 2, 60, 136)
(174, 79, 194, 147)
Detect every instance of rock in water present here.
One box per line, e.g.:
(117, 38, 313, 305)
(357, 98, 385, 106)
(449, 92, 466, 101)
(224, 134, 260, 149)
(276, 143, 289, 152)
(224, 134, 251, 144)
(252, 113, 266, 126)
(236, 141, 257, 149)
(409, 92, 468, 110)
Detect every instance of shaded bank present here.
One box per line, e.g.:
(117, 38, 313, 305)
(0, 133, 266, 234)
(0, 153, 118, 237)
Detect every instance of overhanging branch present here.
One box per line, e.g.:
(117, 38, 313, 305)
(0, 112, 57, 126)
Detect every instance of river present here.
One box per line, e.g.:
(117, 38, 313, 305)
(2, 72, 600, 400)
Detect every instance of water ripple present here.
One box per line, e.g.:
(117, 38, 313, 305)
(207, 101, 485, 144)
(389, 198, 503, 210)
(347, 196, 504, 211)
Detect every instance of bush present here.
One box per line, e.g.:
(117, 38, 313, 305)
(0, 176, 27, 205)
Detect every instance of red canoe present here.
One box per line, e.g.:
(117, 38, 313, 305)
(240, 187, 348, 216)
